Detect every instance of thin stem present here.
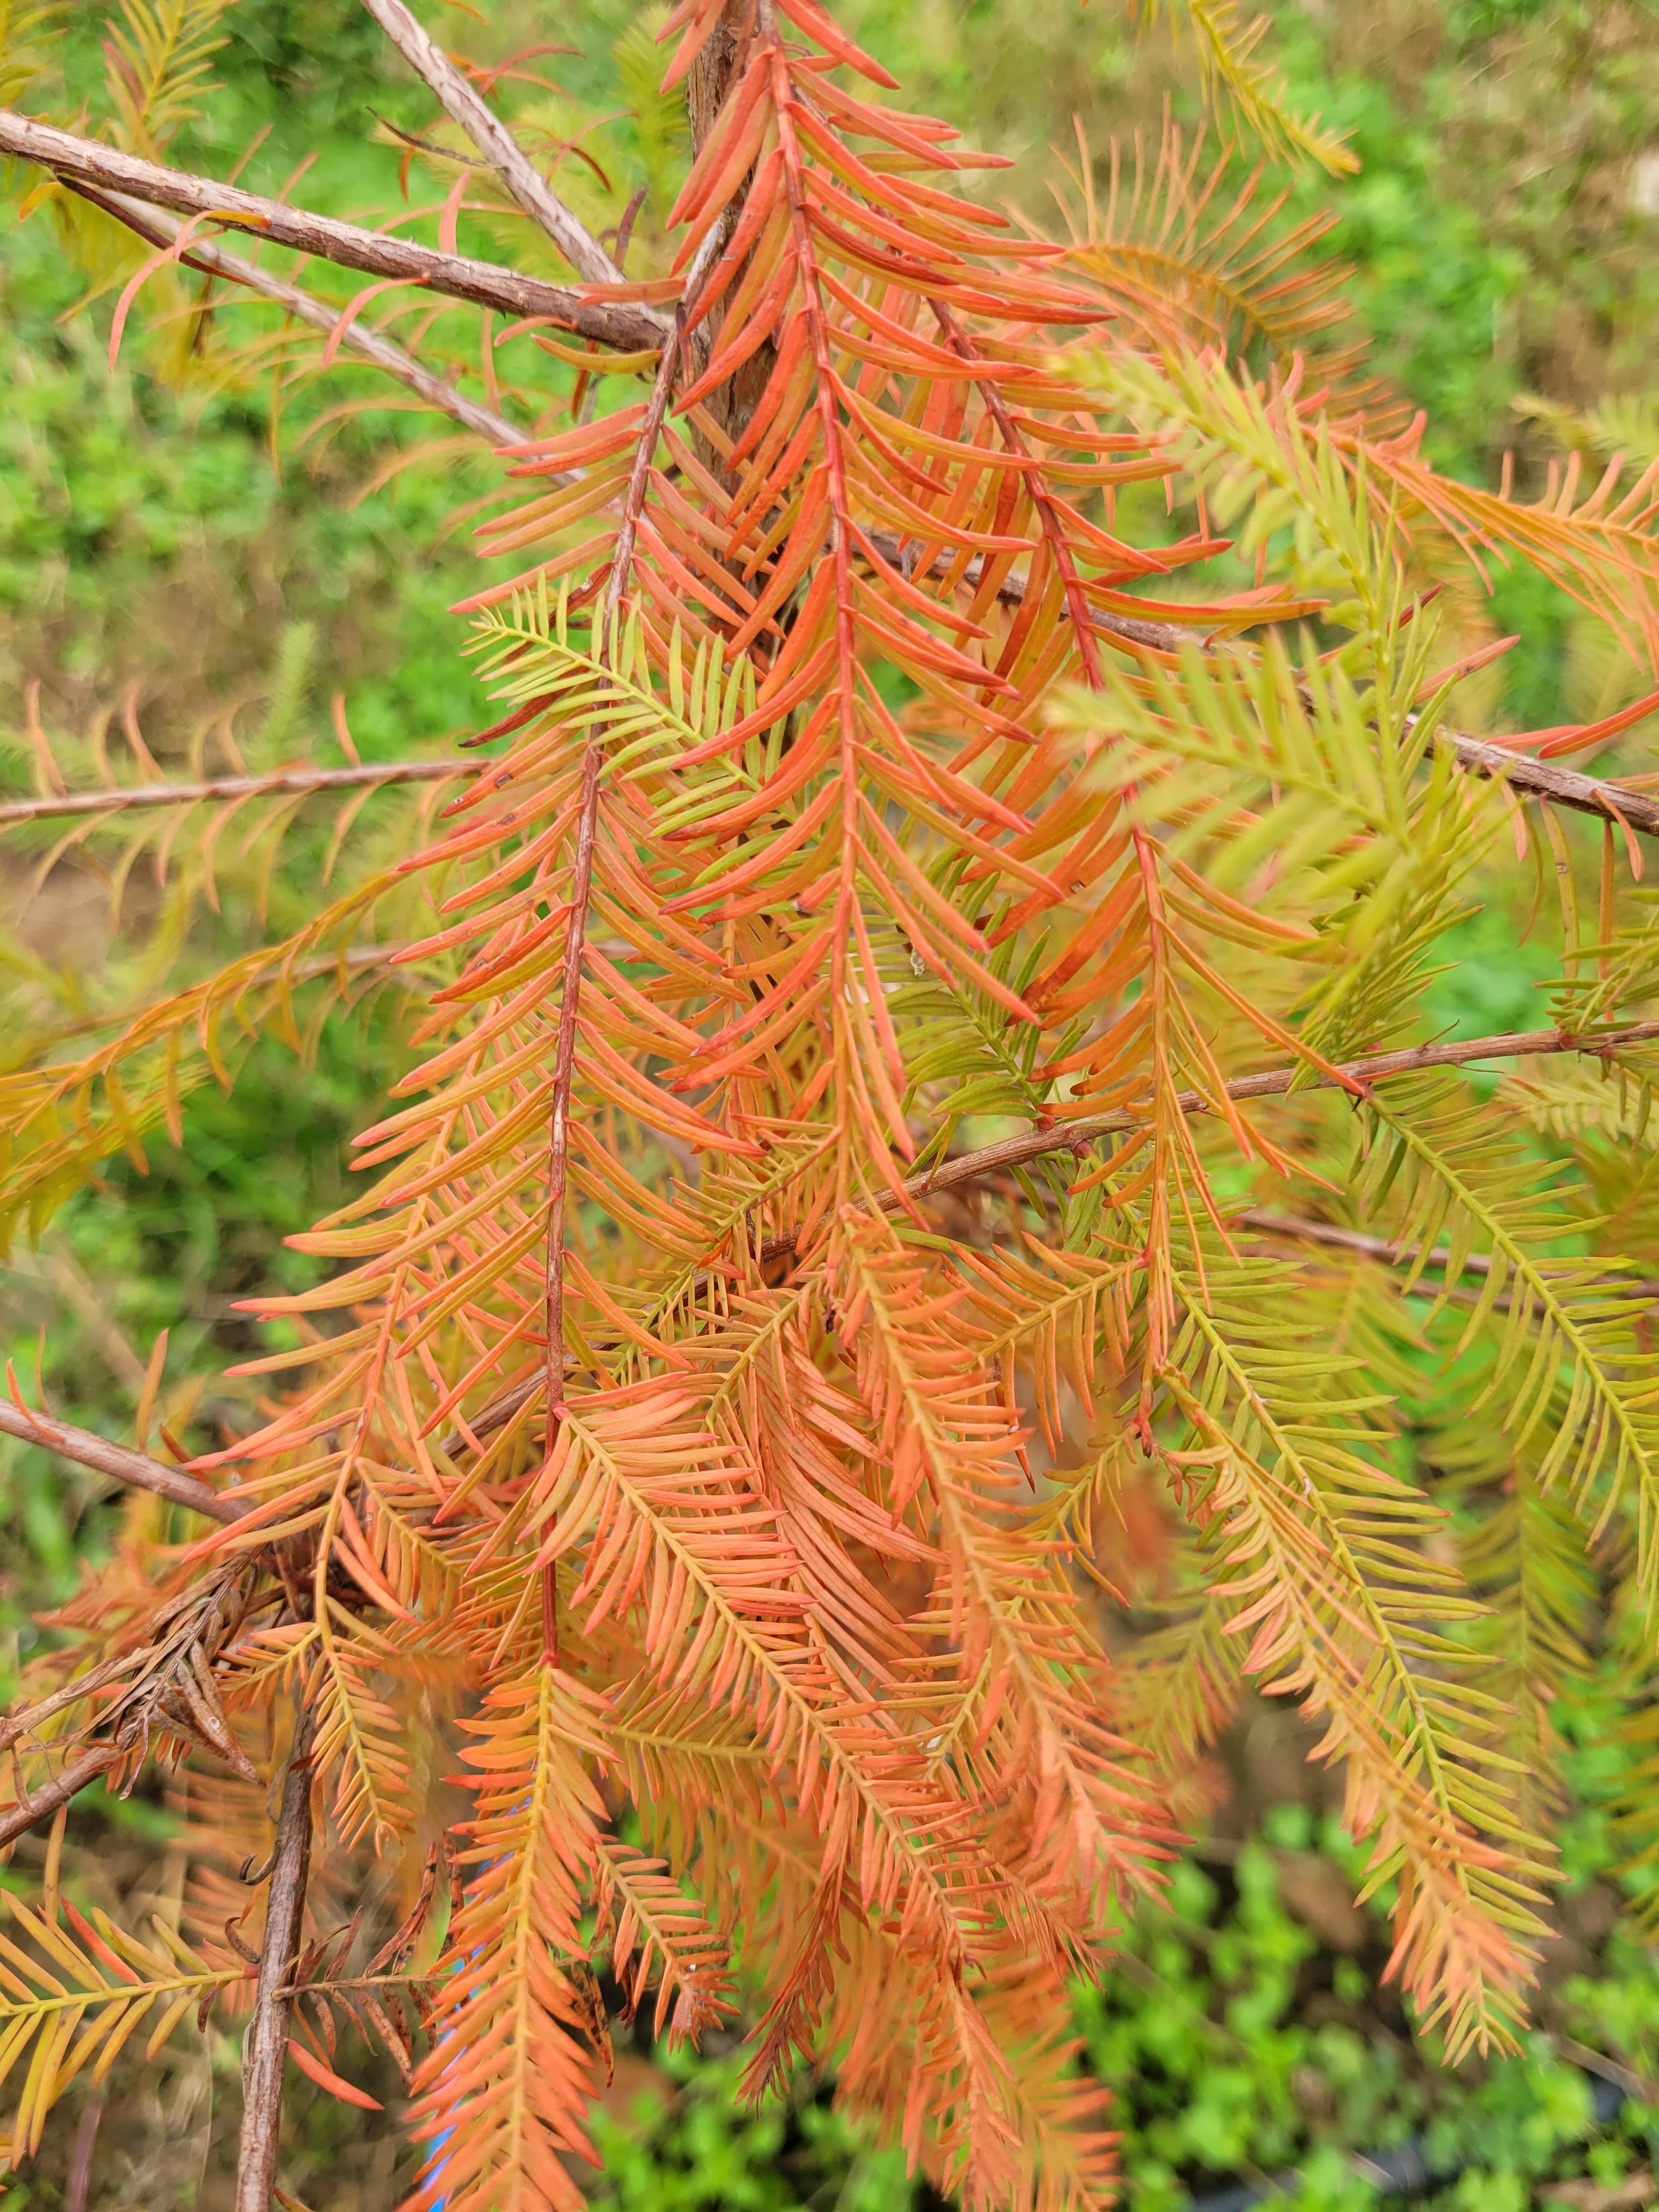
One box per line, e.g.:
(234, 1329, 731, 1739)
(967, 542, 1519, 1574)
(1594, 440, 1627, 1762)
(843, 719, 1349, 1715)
(234, 1706, 316, 2212)
(358, 0, 630, 292)
(0, 1401, 248, 1522)
(892, 1018, 1659, 1207)
(1433, 726, 1659, 844)
(68, 184, 525, 447)
(1239, 1208, 1659, 1301)
(1, 757, 471, 827)
(0, 110, 666, 356)
(0, 1744, 117, 1852)
(540, 221, 727, 1491)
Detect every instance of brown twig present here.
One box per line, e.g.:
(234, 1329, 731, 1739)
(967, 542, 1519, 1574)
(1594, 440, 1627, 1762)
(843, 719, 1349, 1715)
(891, 1019, 1659, 1208)
(0, 1400, 248, 1522)
(234, 1706, 316, 2212)
(358, 0, 632, 292)
(0, 756, 474, 827)
(0, 1743, 118, 1852)
(0, 110, 666, 356)
(66, 184, 526, 448)
(1433, 727, 1659, 842)
(1237, 1209, 1659, 1301)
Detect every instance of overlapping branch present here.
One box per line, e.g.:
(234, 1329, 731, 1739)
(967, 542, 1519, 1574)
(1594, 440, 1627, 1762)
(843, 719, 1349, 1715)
(896, 1019, 1659, 1206)
(928, 534, 1659, 844)
(445, 1019, 1659, 1453)
(65, 183, 524, 446)
(1, 756, 473, 827)
(0, 110, 667, 354)
(0, 1400, 247, 1521)
(358, 0, 630, 291)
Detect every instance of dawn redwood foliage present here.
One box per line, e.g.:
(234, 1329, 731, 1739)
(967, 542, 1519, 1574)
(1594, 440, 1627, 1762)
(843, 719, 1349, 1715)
(3, 1, 1659, 2206)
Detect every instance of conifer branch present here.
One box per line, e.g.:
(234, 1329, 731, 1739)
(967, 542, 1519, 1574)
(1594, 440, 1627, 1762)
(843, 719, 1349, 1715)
(445, 1024, 1659, 1451)
(0, 1400, 249, 1522)
(0, 757, 473, 826)
(235, 1706, 316, 2212)
(64, 183, 524, 446)
(357, 0, 630, 292)
(8, 0, 1659, 2179)
(947, 541, 1659, 842)
(0, 110, 667, 354)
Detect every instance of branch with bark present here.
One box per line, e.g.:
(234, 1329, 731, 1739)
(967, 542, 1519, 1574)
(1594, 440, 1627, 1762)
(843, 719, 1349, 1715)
(358, 0, 628, 289)
(0, 1401, 247, 1522)
(0, 756, 474, 827)
(66, 183, 526, 447)
(0, 110, 667, 355)
(0, 1744, 119, 1854)
(893, 1019, 1659, 1205)
(235, 1706, 317, 2212)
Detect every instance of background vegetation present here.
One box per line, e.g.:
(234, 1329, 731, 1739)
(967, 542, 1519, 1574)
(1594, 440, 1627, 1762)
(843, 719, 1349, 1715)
(5, 1, 1659, 2203)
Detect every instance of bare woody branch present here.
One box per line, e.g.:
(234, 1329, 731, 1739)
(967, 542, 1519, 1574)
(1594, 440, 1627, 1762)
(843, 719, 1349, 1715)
(1238, 1208, 1659, 1301)
(0, 1744, 118, 1853)
(1433, 727, 1659, 843)
(13, 621, 1649, 855)
(0, 1401, 248, 1522)
(235, 1707, 316, 2212)
(69, 184, 524, 447)
(1, 756, 474, 828)
(0, 110, 667, 356)
(358, 0, 630, 290)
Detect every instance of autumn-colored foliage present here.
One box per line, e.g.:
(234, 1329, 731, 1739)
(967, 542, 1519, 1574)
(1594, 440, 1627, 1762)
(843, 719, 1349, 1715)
(4, 1, 1659, 2206)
